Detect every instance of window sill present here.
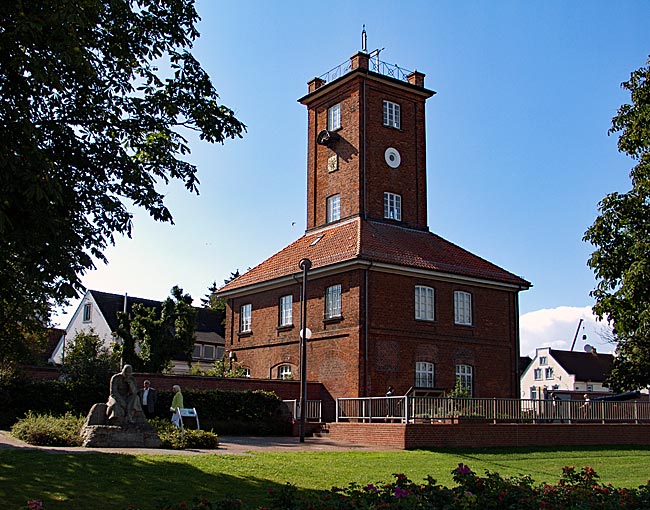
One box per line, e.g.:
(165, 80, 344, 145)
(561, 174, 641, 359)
(454, 322, 473, 327)
(415, 318, 436, 323)
(323, 316, 343, 324)
(277, 324, 294, 332)
(238, 331, 253, 338)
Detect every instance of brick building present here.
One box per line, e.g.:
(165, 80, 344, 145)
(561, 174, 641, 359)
(218, 50, 531, 400)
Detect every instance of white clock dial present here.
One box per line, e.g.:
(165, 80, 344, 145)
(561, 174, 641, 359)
(385, 147, 401, 168)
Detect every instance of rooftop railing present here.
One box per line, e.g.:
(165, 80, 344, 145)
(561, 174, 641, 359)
(318, 57, 413, 85)
(337, 396, 650, 424)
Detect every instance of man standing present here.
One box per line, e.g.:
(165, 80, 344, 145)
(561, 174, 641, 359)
(138, 380, 157, 419)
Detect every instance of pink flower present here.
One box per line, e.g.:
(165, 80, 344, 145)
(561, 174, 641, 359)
(455, 463, 472, 475)
(27, 502, 43, 510)
(394, 487, 409, 498)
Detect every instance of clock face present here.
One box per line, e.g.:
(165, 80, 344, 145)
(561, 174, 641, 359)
(385, 147, 401, 168)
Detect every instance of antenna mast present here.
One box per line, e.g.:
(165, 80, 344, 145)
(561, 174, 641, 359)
(362, 25, 367, 52)
(570, 318, 584, 351)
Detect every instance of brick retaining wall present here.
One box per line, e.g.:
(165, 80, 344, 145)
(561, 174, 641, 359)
(329, 422, 650, 449)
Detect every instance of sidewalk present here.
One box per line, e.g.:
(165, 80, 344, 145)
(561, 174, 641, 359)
(0, 430, 384, 455)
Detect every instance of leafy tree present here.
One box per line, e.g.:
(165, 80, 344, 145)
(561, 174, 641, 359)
(201, 270, 240, 330)
(188, 358, 248, 378)
(63, 329, 118, 387)
(116, 286, 197, 372)
(0, 1, 245, 359)
(584, 56, 650, 391)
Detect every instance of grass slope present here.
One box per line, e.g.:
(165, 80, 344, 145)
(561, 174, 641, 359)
(1, 446, 649, 510)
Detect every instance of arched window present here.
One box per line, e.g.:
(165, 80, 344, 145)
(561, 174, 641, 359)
(455, 364, 473, 396)
(415, 361, 435, 388)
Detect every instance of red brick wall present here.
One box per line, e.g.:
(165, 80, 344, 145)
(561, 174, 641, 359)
(302, 71, 430, 231)
(329, 422, 650, 449)
(365, 272, 518, 398)
(225, 270, 364, 400)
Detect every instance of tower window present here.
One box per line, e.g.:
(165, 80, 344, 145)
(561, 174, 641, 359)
(328, 103, 341, 131)
(383, 192, 401, 221)
(415, 361, 435, 388)
(327, 194, 341, 223)
(383, 100, 401, 129)
(325, 284, 342, 319)
(415, 286, 435, 321)
(454, 291, 472, 325)
(456, 364, 473, 396)
(240, 304, 252, 332)
(279, 295, 292, 327)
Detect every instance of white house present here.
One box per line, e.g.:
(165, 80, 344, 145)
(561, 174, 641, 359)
(520, 346, 614, 400)
(51, 290, 225, 372)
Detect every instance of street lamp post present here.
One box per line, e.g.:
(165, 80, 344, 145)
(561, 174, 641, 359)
(298, 257, 312, 443)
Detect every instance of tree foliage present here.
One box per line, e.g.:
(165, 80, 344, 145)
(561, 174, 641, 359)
(584, 56, 650, 391)
(63, 329, 118, 387)
(116, 286, 197, 372)
(0, 1, 245, 358)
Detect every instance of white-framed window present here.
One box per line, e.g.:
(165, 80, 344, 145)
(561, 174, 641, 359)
(279, 295, 292, 327)
(539, 356, 548, 366)
(204, 345, 215, 360)
(240, 304, 252, 332)
(454, 291, 472, 325)
(243, 367, 251, 378)
(82, 302, 92, 322)
(327, 103, 341, 130)
(456, 364, 473, 395)
(530, 387, 537, 400)
(327, 194, 341, 223)
(325, 284, 342, 319)
(384, 192, 401, 221)
(414, 286, 434, 321)
(415, 361, 435, 388)
(383, 100, 401, 129)
(534, 368, 542, 380)
(192, 344, 201, 358)
(278, 365, 293, 380)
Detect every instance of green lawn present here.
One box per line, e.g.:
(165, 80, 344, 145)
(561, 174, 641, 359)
(1, 446, 649, 510)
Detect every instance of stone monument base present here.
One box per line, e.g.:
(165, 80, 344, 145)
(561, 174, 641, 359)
(81, 402, 162, 448)
(81, 424, 163, 448)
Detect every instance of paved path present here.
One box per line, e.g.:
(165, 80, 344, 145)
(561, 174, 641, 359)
(0, 430, 386, 455)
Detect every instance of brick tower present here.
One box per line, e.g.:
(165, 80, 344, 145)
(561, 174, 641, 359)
(218, 49, 530, 416)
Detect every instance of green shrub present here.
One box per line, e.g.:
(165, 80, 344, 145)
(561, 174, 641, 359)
(151, 417, 219, 450)
(155, 389, 289, 435)
(11, 411, 84, 447)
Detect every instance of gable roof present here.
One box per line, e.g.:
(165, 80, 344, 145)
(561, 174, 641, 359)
(88, 290, 224, 336)
(550, 349, 614, 383)
(219, 218, 530, 294)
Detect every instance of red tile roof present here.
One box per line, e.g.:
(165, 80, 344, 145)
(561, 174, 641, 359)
(219, 218, 530, 294)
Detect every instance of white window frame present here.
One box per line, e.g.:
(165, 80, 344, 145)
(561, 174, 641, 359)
(243, 367, 251, 378)
(82, 302, 92, 322)
(539, 356, 548, 366)
(278, 365, 293, 380)
(534, 368, 542, 381)
(383, 192, 401, 221)
(456, 364, 473, 395)
(454, 291, 473, 325)
(383, 100, 401, 129)
(240, 303, 252, 333)
(414, 286, 434, 321)
(545, 367, 554, 379)
(203, 345, 215, 360)
(192, 344, 201, 358)
(530, 386, 537, 400)
(325, 284, 342, 319)
(326, 194, 341, 223)
(279, 295, 293, 327)
(327, 103, 341, 131)
(415, 361, 435, 388)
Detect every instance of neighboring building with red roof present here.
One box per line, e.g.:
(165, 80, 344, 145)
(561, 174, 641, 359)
(218, 50, 530, 403)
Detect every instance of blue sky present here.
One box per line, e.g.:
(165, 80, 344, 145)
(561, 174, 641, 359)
(55, 1, 650, 356)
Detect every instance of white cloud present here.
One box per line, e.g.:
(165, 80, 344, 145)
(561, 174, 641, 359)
(519, 306, 614, 357)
